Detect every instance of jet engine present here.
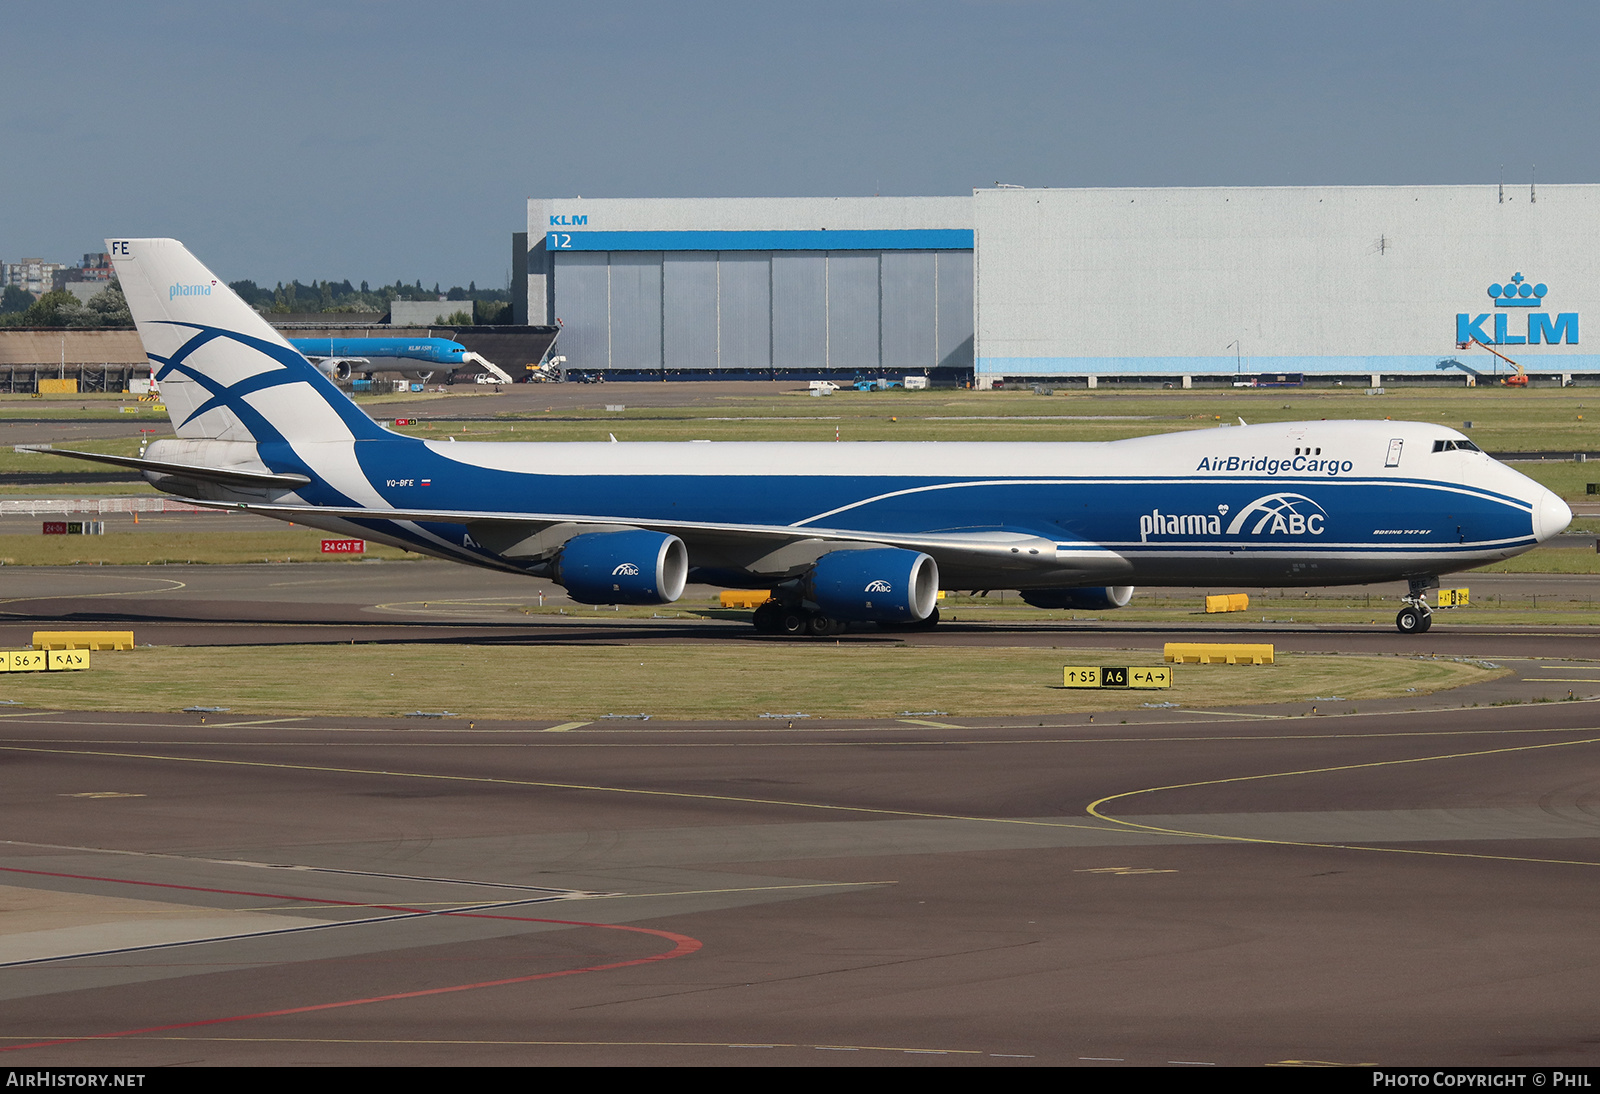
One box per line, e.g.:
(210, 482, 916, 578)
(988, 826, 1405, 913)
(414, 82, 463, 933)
(554, 530, 688, 605)
(1020, 586, 1135, 610)
(806, 547, 939, 623)
(309, 358, 359, 382)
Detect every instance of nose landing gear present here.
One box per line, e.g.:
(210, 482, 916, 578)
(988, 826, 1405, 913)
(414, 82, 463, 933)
(1396, 603, 1432, 633)
(1395, 576, 1437, 634)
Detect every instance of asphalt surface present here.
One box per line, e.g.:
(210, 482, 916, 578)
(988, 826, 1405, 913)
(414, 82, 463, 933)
(2, 700, 1599, 1067)
(0, 560, 1596, 658)
(0, 564, 1599, 1065)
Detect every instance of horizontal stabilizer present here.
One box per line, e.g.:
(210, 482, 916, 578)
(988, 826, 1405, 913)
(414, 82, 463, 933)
(18, 445, 312, 489)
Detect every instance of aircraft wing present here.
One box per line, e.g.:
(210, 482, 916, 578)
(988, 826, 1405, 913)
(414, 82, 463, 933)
(194, 498, 1126, 582)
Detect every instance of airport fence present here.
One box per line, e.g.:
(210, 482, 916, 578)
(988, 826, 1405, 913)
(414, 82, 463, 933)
(0, 497, 211, 516)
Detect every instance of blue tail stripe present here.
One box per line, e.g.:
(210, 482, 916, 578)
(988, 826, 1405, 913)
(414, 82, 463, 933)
(151, 321, 391, 441)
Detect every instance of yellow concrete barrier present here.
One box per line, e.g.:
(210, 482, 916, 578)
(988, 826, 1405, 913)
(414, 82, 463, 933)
(38, 378, 79, 394)
(33, 630, 134, 651)
(1204, 593, 1250, 613)
(1063, 665, 1173, 689)
(46, 649, 90, 670)
(1164, 642, 1274, 665)
(719, 590, 773, 609)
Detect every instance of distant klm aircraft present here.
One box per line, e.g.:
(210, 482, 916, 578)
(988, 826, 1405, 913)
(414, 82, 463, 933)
(34, 239, 1573, 636)
(289, 336, 513, 384)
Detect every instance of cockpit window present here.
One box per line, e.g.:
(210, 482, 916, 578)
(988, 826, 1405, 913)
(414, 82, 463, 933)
(1432, 439, 1481, 453)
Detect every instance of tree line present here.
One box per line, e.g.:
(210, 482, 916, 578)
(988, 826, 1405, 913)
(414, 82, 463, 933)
(0, 283, 132, 329)
(0, 279, 513, 328)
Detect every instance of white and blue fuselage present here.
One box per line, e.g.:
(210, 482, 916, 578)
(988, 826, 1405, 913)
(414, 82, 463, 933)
(210, 422, 1561, 590)
(73, 239, 1571, 634)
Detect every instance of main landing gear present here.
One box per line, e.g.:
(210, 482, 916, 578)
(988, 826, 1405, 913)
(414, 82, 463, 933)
(751, 601, 940, 637)
(1394, 576, 1437, 634)
(753, 602, 846, 637)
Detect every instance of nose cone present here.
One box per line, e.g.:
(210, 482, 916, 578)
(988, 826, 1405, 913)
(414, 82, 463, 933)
(1532, 488, 1573, 542)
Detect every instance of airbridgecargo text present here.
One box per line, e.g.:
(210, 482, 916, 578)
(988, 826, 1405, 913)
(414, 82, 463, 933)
(1197, 455, 1355, 476)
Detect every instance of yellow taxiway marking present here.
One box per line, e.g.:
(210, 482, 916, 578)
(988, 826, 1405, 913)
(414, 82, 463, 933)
(0, 743, 1118, 835)
(0, 1035, 981, 1055)
(1521, 679, 1600, 684)
(0, 578, 186, 606)
(543, 721, 591, 733)
(17, 729, 1600, 873)
(59, 792, 144, 799)
(898, 718, 963, 728)
(208, 717, 309, 728)
(6, 715, 1600, 749)
(590, 881, 886, 900)
(1086, 733, 1600, 868)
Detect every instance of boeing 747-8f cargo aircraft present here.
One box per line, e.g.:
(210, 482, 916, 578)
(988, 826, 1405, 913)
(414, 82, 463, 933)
(32, 239, 1573, 635)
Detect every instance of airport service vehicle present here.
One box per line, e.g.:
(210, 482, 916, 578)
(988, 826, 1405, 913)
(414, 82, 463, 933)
(35, 239, 1572, 636)
(291, 336, 514, 384)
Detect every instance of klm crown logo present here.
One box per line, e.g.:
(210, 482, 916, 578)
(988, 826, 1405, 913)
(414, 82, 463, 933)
(1457, 271, 1577, 347)
(1489, 272, 1547, 308)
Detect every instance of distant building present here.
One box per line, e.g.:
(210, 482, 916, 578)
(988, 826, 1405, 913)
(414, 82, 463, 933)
(517, 185, 1600, 385)
(519, 196, 974, 379)
(62, 282, 107, 305)
(390, 299, 474, 326)
(53, 253, 115, 291)
(3, 258, 68, 297)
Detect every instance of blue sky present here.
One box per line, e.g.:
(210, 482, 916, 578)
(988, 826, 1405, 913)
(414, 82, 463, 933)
(4, 1, 1595, 288)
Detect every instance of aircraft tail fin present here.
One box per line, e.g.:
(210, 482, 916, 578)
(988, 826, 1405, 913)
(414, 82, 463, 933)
(107, 238, 389, 444)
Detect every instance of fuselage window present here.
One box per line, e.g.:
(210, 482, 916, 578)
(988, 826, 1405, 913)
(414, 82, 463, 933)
(1432, 439, 1482, 453)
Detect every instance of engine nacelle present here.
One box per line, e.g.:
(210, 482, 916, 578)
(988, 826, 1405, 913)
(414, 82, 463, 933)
(1020, 586, 1135, 610)
(807, 547, 939, 622)
(308, 358, 358, 382)
(554, 530, 688, 605)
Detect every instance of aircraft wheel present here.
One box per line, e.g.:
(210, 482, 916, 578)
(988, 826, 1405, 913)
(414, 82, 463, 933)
(1417, 610, 1433, 633)
(778, 610, 807, 637)
(752, 603, 780, 634)
(1395, 606, 1424, 634)
(806, 613, 836, 637)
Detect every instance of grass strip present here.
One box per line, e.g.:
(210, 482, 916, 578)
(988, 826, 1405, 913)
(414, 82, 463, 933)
(0, 644, 1503, 721)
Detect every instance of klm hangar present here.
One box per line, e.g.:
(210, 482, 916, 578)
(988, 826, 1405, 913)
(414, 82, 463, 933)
(514, 197, 975, 381)
(969, 183, 1600, 388)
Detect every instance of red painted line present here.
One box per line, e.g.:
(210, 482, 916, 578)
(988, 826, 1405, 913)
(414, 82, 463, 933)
(0, 864, 702, 1054)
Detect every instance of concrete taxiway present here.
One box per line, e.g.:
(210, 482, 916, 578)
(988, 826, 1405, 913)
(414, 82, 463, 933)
(0, 562, 1598, 1065)
(1, 697, 1599, 1066)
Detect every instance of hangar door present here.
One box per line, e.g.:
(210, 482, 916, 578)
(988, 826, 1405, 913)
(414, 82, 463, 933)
(551, 249, 972, 374)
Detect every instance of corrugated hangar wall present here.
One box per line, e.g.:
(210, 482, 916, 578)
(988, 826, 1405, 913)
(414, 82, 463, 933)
(525, 197, 974, 375)
(549, 249, 972, 373)
(972, 184, 1600, 381)
(523, 186, 1600, 381)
